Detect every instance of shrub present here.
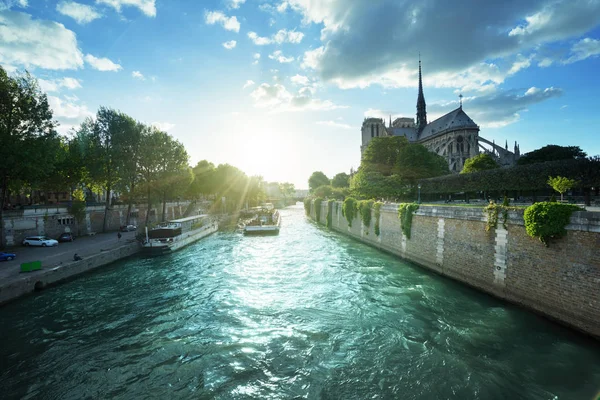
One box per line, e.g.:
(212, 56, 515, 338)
(303, 198, 311, 216)
(523, 202, 581, 246)
(398, 203, 419, 239)
(314, 197, 324, 222)
(342, 197, 358, 227)
(373, 201, 383, 236)
(326, 199, 335, 228)
(358, 200, 374, 228)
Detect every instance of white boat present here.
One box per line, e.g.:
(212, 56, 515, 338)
(242, 206, 281, 235)
(142, 214, 218, 256)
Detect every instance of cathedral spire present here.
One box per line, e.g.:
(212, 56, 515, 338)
(416, 55, 427, 134)
(389, 115, 392, 128)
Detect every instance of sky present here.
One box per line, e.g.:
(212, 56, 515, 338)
(1, 0, 599, 189)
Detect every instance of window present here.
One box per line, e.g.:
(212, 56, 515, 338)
(370, 124, 374, 138)
(376, 124, 379, 137)
(58, 217, 74, 225)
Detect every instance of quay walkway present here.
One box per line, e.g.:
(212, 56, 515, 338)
(0, 231, 139, 305)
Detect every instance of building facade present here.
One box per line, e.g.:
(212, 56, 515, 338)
(361, 61, 520, 172)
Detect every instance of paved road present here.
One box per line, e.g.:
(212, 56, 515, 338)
(0, 231, 137, 281)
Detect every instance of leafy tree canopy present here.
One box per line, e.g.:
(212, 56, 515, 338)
(331, 172, 350, 188)
(517, 145, 587, 165)
(547, 176, 578, 201)
(461, 153, 499, 174)
(361, 136, 408, 175)
(395, 143, 449, 182)
(308, 171, 330, 192)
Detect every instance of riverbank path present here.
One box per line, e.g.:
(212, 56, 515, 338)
(0, 231, 137, 285)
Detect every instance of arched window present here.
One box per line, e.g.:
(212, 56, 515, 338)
(371, 125, 374, 138)
(376, 124, 379, 137)
(456, 136, 464, 153)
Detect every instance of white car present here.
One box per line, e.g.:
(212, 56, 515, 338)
(22, 236, 59, 247)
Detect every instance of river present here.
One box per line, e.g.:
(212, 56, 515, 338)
(1, 204, 599, 399)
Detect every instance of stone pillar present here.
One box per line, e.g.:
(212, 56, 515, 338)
(436, 218, 445, 266)
(493, 226, 508, 287)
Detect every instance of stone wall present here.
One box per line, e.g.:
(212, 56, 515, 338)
(2, 202, 191, 246)
(311, 201, 600, 338)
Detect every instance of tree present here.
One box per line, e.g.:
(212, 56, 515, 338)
(113, 119, 143, 224)
(137, 126, 170, 226)
(331, 172, 350, 188)
(361, 136, 408, 175)
(395, 143, 449, 183)
(0, 67, 58, 247)
(518, 145, 587, 165)
(461, 153, 499, 174)
(547, 176, 577, 202)
(279, 182, 295, 203)
(189, 160, 216, 200)
(308, 171, 330, 192)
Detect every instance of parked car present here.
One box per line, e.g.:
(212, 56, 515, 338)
(120, 225, 137, 232)
(22, 236, 59, 247)
(57, 232, 76, 242)
(0, 252, 16, 261)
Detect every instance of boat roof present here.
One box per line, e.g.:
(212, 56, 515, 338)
(169, 214, 209, 223)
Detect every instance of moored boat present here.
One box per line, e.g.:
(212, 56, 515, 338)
(242, 205, 281, 235)
(142, 214, 218, 256)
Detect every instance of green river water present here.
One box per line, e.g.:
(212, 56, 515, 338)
(1, 204, 599, 399)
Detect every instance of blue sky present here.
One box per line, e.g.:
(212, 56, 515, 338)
(1, 0, 599, 188)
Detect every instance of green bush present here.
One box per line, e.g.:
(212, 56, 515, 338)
(358, 200, 374, 229)
(524, 202, 581, 246)
(314, 197, 324, 223)
(342, 197, 358, 227)
(373, 201, 383, 236)
(326, 199, 335, 228)
(398, 203, 419, 239)
(303, 198, 312, 216)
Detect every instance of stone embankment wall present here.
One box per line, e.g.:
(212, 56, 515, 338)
(310, 202, 600, 338)
(0, 241, 140, 305)
(2, 202, 192, 246)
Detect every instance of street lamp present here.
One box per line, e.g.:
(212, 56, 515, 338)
(417, 183, 422, 204)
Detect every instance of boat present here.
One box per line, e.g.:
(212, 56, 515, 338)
(242, 205, 281, 235)
(142, 214, 218, 256)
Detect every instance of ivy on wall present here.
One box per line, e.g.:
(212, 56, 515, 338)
(523, 202, 581, 246)
(326, 199, 335, 228)
(373, 201, 383, 236)
(358, 200, 374, 229)
(303, 198, 311, 216)
(342, 197, 358, 227)
(314, 197, 323, 223)
(398, 203, 419, 239)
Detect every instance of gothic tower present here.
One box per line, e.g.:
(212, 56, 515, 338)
(416, 58, 427, 135)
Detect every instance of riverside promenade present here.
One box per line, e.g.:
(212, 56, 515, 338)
(0, 231, 140, 305)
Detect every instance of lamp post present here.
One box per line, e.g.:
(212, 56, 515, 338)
(417, 183, 422, 204)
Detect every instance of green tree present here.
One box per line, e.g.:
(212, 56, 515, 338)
(331, 172, 350, 188)
(395, 143, 449, 183)
(137, 126, 170, 226)
(461, 153, 499, 174)
(0, 67, 58, 247)
(189, 160, 216, 199)
(547, 176, 577, 202)
(113, 119, 143, 224)
(518, 145, 586, 165)
(308, 171, 330, 192)
(279, 182, 295, 204)
(154, 135, 189, 222)
(361, 136, 408, 175)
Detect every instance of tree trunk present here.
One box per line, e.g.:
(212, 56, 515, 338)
(145, 185, 151, 227)
(126, 181, 135, 225)
(102, 184, 111, 233)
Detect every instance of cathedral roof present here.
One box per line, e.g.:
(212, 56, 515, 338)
(419, 107, 478, 140)
(388, 127, 418, 141)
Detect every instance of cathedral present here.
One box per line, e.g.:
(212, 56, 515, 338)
(361, 61, 520, 172)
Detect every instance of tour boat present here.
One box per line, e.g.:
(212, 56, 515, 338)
(142, 214, 218, 256)
(242, 205, 281, 235)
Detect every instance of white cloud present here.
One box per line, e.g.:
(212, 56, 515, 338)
(0, 0, 28, 10)
(152, 121, 175, 131)
(204, 10, 240, 33)
(57, 1, 102, 24)
(84, 54, 122, 71)
(247, 29, 304, 45)
(95, 0, 156, 17)
(48, 95, 93, 134)
(428, 86, 563, 128)
(132, 70, 145, 80)
(252, 53, 261, 65)
(316, 120, 353, 129)
(563, 37, 600, 64)
(243, 80, 255, 89)
(223, 40, 237, 50)
(287, 0, 600, 91)
(0, 10, 83, 70)
(268, 50, 294, 63)
(152, 122, 175, 132)
(250, 82, 346, 112)
(228, 0, 245, 9)
(38, 77, 82, 92)
(290, 74, 310, 85)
